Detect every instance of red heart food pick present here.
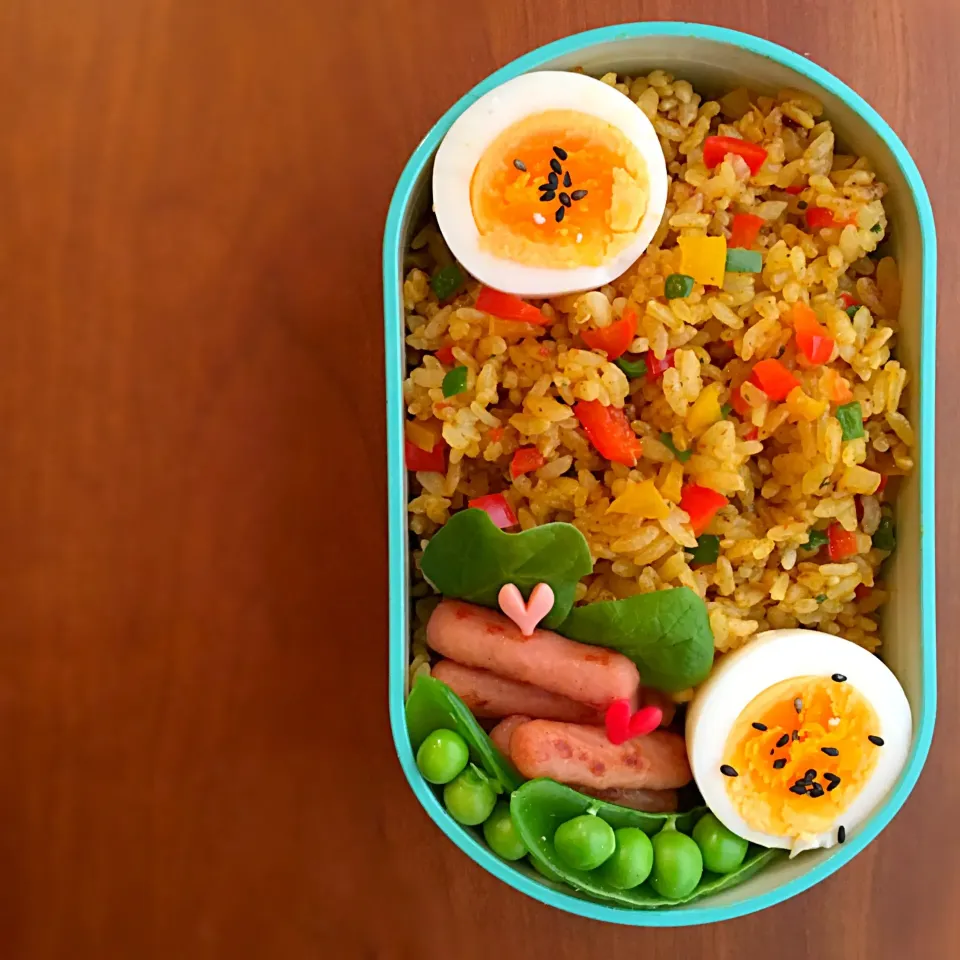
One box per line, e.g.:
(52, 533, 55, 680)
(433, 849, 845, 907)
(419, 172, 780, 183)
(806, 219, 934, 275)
(604, 699, 664, 745)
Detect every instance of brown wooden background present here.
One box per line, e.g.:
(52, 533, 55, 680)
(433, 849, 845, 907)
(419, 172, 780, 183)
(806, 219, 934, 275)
(0, 0, 955, 957)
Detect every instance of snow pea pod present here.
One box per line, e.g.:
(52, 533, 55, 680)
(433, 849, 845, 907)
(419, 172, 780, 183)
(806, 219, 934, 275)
(405, 674, 524, 792)
(510, 779, 783, 908)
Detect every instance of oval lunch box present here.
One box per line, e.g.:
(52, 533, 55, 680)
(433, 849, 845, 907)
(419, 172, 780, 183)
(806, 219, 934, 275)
(382, 22, 937, 925)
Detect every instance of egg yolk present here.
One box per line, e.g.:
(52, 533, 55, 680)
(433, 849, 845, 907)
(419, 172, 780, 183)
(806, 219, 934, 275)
(470, 109, 649, 269)
(723, 676, 881, 845)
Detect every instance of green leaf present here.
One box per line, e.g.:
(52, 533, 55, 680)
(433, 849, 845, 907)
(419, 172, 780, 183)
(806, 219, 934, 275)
(419, 509, 593, 629)
(512, 780, 780, 908)
(688, 534, 720, 566)
(660, 432, 692, 462)
(431, 262, 465, 300)
(720, 403, 733, 418)
(405, 675, 523, 791)
(836, 401, 865, 441)
(664, 273, 695, 299)
(872, 515, 896, 552)
(804, 528, 829, 550)
(846, 305, 859, 319)
(441, 366, 468, 397)
(616, 354, 648, 378)
(557, 587, 714, 692)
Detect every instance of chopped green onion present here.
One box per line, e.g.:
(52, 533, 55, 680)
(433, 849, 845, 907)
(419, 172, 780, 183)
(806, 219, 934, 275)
(846, 305, 859, 319)
(815, 594, 828, 603)
(442, 366, 469, 397)
(616, 354, 648, 378)
(871, 223, 883, 234)
(688, 534, 721, 565)
(804, 529, 829, 550)
(872, 515, 896, 552)
(720, 403, 733, 418)
(664, 273, 695, 299)
(431, 263, 465, 300)
(660, 431, 692, 462)
(837, 401, 865, 440)
(724, 248, 763, 273)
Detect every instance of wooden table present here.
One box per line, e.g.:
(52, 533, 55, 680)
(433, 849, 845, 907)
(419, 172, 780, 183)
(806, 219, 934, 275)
(0, 0, 955, 957)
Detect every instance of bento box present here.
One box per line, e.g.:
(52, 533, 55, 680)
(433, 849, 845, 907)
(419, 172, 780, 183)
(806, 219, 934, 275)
(383, 22, 936, 925)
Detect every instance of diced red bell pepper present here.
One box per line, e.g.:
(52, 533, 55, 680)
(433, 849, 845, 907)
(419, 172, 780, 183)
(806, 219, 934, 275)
(827, 523, 859, 560)
(581, 308, 637, 361)
(646, 348, 677, 382)
(729, 213, 765, 249)
(434, 345, 456, 366)
(702, 136, 768, 175)
(854, 584, 871, 600)
(468, 493, 518, 529)
(744, 427, 760, 441)
(488, 426, 504, 443)
(574, 400, 643, 467)
(784, 183, 806, 195)
(838, 292, 859, 309)
(405, 438, 446, 473)
(876, 474, 889, 495)
(792, 303, 835, 365)
(750, 358, 800, 401)
(805, 206, 853, 230)
(730, 383, 752, 417)
(680, 484, 729, 536)
(475, 286, 546, 324)
(510, 446, 546, 479)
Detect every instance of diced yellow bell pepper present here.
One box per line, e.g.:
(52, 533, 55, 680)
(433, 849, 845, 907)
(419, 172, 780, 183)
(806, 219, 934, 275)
(678, 235, 728, 287)
(686, 382, 724, 436)
(405, 417, 443, 451)
(785, 386, 828, 422)
(607, 479, 671, 520)
(659, 460, 685, 504)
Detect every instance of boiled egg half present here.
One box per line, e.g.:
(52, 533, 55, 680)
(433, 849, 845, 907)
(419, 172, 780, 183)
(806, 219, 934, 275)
(432, 71, 668, 297)
(686, 629, 911, 856)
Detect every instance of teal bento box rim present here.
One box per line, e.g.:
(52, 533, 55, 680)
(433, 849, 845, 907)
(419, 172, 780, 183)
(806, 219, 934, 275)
(382, 22, 937, 926)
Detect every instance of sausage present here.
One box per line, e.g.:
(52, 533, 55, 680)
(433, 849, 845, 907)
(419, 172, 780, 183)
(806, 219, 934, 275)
(426, 600, 640, 708)
(489, 715, 532, 756)
(509, 720, 692, 791)
(641, 687, 678, 728)
(433, 660, 604, 724)
(580, 786, 679, 814)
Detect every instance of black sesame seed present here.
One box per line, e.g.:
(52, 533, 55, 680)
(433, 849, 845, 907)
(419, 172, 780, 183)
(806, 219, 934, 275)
(809, 782, 825, 798)
(571, 189, 588, 200)
(773, 758, 787, 770)
(548, 172, 559, 188)
(803, 769, 817, 782)
(794, 698, 803, 713)
(776, 734, 789, 748)
(868, 735, 885, 746)
(550, 158, 563, 174)
(563, 171, 572, 188)
(752, 722, 768, 732)
(538, 182, 554, 192)
(821, 746, 840, 757)
(792, 730, 800, 742)
(720, 764, 738, 777)
(769, 749, 775, 756)
(798, 200, 808, 210)
(837, 825, 846, 843)
(513, 159, 527, 172)
(555, 206, 565, 223)
(540, 192, 556, 202)
(824, 773, 841, 792)
(559, 192, 572, 208)
(832, 673, 847, 682)
(789, 783, 808, 795)
(553, 146, 568, 161)
(827, 780, 840, 792)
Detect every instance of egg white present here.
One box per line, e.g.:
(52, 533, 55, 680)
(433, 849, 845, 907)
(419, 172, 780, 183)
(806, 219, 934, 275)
(686, 629, 912, 855)
(432, 71, 668, 298)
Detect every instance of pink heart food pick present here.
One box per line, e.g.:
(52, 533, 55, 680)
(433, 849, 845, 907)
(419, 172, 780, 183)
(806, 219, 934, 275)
(497, 582, 555, 637)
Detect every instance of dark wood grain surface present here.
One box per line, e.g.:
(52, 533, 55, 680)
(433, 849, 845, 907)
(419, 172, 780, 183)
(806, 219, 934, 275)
(0, 0, 955, 957)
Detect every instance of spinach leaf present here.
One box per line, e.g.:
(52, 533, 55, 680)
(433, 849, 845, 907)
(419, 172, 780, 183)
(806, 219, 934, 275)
(557, 587, 714, 692)
(405, 675, 524, 792)
(419, 509, 593, 629)
(511, 779, 782, 908)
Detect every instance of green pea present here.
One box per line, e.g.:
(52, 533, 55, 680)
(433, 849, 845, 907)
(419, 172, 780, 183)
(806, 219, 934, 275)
(483, 802, 527, 861)
(554, 814, 616, 871)
(692, 813, 749, 875)
(416, 728, 469, 784)
(664, 273, 695, 299)
(443, 767, 496, 825)
(650, 824, 703, 899)
(596, 827, 654, 890)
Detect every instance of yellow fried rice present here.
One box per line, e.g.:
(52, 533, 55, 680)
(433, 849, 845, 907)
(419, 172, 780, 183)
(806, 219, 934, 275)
(402, 70, 913, 689)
